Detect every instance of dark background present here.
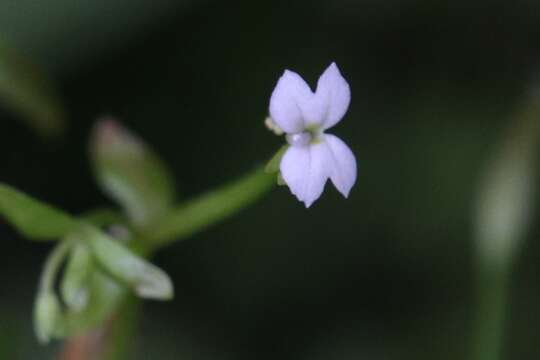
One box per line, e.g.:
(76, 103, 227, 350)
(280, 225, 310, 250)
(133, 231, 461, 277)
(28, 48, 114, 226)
(1, 0, 540, 358)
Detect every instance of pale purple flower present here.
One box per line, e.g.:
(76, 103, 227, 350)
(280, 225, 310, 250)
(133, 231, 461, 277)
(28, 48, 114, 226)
(269, 63, 357, 207)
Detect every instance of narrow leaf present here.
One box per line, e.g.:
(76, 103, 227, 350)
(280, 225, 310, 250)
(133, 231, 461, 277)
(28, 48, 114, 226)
(0, 183, 77, 240)
(0, 38, 66, 138)
(89, 118, 176, 228)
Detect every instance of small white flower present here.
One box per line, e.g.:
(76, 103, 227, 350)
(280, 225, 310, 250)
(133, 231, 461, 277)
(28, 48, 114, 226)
(269, 62, 357, 207)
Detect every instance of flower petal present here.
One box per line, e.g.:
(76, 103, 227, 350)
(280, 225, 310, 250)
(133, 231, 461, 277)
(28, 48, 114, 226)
(314, 63, 351, 130)
(280, 143, 333, 207)
(324, 134, 357, 198)
(269, 70, 313, 134)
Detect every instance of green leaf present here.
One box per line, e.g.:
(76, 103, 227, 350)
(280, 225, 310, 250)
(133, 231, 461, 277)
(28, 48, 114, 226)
(0, 183, 77, 240)
(145, 167, 275, 248)
(89, 118, 176, 228)
(61, 241, 92, 312)
(80, 226, 173, 300)
(0, 38, 66, 138)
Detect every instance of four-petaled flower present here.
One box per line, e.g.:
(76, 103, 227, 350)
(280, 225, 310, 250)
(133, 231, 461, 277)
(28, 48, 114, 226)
(269, 63, 357, 207)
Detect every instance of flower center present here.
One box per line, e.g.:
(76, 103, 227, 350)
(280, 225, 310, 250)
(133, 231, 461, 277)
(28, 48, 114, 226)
(286, 126, 325, 147)
(286, 132, 312, 147)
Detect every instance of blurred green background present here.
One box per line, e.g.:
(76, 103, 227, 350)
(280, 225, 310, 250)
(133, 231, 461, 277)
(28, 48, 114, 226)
(1, 0, 540, 358)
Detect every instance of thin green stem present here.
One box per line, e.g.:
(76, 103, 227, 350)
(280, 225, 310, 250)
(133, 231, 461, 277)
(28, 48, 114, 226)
(145, 167, 275, 249)
(81, 208, 126, 228)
